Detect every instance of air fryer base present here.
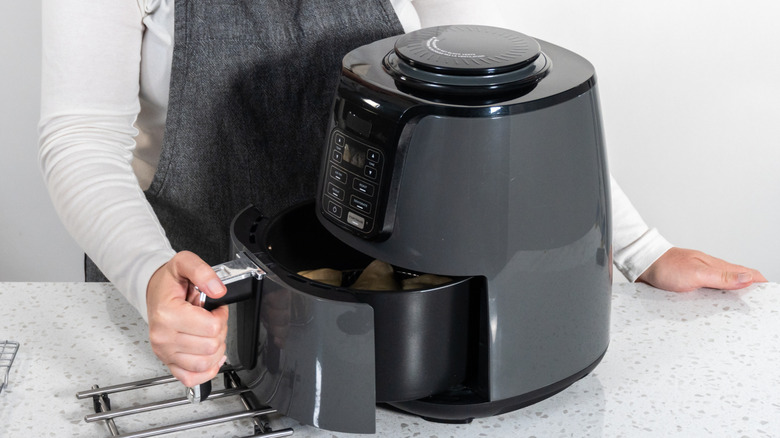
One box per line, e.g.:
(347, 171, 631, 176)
(387, 347, 607, 423)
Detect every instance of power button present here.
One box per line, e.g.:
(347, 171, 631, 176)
(326, 200, 343, 219)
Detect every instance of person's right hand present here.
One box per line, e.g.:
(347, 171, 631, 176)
(146, 251, 228, 388)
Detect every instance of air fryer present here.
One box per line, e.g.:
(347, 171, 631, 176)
(203, 24, 612, 434)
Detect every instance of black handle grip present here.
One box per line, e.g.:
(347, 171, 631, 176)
(198, 380, 212, 402)
(200, 257, 265, 311)
(203, 284, 254, 311)
(197, 257, 264, 378)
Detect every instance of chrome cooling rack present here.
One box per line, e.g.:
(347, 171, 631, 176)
(1, 340, 20, 394)
(77, 369, 293, 438)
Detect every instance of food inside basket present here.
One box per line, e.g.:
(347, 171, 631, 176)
(298, 260, 452, 291)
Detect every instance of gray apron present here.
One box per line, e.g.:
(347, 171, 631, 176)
(87, 0, 403, 279)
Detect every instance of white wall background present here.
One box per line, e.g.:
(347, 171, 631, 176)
(1, 1, 777, 282)
(1, 1, 84, 281)
(497, 0, 779, 281)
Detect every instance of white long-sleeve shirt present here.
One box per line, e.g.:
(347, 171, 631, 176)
(38, 0, 672, 320)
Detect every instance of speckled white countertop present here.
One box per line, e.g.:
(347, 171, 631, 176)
(1, 282, 779, 437)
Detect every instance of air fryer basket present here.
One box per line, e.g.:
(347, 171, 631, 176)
(236, 201, 480, 402)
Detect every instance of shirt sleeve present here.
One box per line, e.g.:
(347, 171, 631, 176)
(38, 0, 175, 321)
(610, 175, 674, 281)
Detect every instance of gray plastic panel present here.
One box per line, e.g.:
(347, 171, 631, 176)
(235, 273, 378, 433)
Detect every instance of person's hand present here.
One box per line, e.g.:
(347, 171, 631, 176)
(146, 251, 228, 388)
(637, 247, 767, 292)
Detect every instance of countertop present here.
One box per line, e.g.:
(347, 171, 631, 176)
(1, 281, 779, 437)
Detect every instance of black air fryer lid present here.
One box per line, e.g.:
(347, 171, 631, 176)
(383, 25, 551, 99)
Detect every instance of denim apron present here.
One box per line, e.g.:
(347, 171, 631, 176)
(87, 0, 403, 280)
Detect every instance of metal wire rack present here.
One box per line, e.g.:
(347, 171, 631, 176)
(1, 340, 20, 394)
(77, 369, 294, 438)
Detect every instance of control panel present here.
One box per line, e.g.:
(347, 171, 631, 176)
(321, 129, 386, 238)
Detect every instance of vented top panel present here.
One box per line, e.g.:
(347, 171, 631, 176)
(393, 25, 541, 76)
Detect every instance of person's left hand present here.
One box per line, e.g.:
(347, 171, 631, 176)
(636, 247, 767, 292)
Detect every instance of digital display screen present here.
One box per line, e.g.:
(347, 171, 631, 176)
(342, 139, 366, 170)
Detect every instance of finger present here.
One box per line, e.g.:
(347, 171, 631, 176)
(210, 304, 229, 324)
(166, 330, 226, 357)
(171, 251, 226, 299)
(166, 343, 227, 373)
(206, 305, 229, 341)
(149, 305, 228, 376)
(698, 254, 766, 283)
(150, 308, 226, 346)
(165, 303, 227, 338)
(751, 269, 768, 283)
(167, 356, 227, 388)
(165, 337, 227, 375)
(697, 267, 755, 290)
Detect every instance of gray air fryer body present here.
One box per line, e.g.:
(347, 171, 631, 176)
(221, 25, 611, 434)
(316, 25, 611, 419)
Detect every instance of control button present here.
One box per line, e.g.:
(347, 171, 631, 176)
(350, 196, 372, 214)
(347, 212, 366, 230)
(334, 133, 345, 146)
(332, 149, 343, 163)
(353, 179, 375, 197)
(330, 166, 347, 184)
(327, 183, 345, 201)
(364, 166, 377, 179)
(367, 148, 381, 162)
(326, 200, 343, 219)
